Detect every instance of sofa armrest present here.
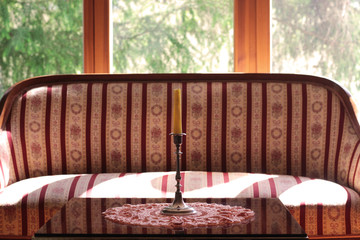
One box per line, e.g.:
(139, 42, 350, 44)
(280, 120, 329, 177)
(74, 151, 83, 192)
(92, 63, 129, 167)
(351, 152, 360, 194)
(0, 130, 11, 189)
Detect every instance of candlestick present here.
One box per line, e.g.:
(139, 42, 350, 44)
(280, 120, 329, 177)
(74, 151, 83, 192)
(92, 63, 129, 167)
(160, 133, 196, 215)
(173, 89, 182, 134)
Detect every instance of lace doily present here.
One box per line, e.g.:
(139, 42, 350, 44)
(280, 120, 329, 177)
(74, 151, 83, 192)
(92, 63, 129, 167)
(103, 202, 255, 229)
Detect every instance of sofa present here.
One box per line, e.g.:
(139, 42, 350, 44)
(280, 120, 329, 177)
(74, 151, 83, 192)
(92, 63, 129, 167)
(0, 73, 359, 239)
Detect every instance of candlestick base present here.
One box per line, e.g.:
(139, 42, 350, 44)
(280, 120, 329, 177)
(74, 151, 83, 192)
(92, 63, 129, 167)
(160, 192, 196, 215)
(161, 132, 196, 216)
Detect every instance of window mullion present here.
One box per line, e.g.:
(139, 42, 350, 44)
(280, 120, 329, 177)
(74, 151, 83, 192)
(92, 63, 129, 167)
(234, 0, 270, 73)
(83, 0, 110, 73)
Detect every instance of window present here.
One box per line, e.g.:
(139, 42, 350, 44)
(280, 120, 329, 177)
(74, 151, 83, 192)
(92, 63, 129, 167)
(84, 0, 270, 74)
(0, 0, 271, 98)
(0, 0, 83, 97)
(111, 0, 234, 73)
(272, 0, 360, 102)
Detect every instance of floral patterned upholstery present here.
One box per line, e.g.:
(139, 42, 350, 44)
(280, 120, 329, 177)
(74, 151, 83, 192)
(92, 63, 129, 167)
(0, 74, 359, 238)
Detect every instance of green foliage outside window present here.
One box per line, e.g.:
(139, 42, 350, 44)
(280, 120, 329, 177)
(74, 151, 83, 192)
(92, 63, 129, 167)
(112, 0, 234, 73)
(2, 0, 360, 102)
(272, 0, 360, 97)
(0, 0, 83, 98)
(0, 0, 233, 99)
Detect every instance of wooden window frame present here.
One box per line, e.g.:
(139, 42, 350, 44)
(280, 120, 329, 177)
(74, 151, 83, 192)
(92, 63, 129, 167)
(83, 0, 110, 73)
(83, 0, 269, 74)
(234, 0, 270, 73)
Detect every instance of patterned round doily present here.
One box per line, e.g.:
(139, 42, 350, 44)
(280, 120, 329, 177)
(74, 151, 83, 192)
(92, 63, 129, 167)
(103, 202, 255, 229)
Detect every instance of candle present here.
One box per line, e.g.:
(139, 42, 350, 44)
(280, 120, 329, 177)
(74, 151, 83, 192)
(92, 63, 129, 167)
(173, 88, 182, 134)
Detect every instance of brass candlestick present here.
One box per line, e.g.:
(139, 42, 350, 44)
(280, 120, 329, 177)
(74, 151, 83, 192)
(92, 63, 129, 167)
(161, 133, 196, 215)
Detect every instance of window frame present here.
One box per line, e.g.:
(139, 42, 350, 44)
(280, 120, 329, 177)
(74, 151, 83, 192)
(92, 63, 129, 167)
(83, 0, 269, 73)
(83, 0, 110, 73)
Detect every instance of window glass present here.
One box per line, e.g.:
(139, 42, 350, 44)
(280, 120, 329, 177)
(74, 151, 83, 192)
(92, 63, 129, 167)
(0, 0, 83, 97)
(112, 0, 233, 73)
(272, 0, 360, 102)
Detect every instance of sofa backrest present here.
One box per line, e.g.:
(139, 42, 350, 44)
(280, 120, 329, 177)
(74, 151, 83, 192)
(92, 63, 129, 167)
(1, 74, 360, 191)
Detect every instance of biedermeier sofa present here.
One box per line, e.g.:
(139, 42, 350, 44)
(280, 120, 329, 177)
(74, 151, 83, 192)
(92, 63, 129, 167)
(0, 73, 359, 239)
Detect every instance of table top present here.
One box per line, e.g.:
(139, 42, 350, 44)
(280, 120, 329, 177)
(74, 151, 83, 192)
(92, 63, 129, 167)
(33, 198, 307, 239)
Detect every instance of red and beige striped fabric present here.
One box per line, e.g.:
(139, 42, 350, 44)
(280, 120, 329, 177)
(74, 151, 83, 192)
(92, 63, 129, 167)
(0, 172, 358, 237)
(0, 74, 359, 238)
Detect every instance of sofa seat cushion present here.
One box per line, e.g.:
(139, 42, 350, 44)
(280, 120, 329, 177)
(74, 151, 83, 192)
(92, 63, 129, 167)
(0, 171, 359, 237)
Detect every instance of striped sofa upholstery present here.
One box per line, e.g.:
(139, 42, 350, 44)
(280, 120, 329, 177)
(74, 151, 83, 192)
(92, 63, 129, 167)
(0, 74, 359, 238)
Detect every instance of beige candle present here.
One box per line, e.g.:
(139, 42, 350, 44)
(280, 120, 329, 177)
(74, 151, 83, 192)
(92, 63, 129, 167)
(173, 89, 182, 134)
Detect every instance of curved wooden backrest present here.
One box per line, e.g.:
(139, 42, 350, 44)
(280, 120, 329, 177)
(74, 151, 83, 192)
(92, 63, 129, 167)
(1, 73, 360, 192)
